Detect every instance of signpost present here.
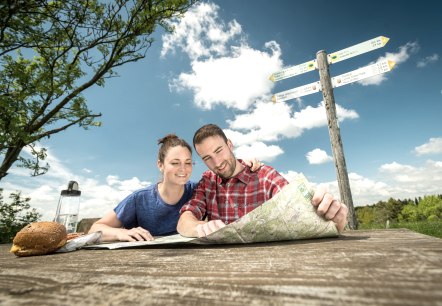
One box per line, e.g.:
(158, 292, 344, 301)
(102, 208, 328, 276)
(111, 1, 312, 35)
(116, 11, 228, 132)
(328, 36, 389, 64)
(269, 36, 394, 230)
(271, 81, 320, 103)
(269, 60, 316, 82)
(332, 59, 395, 88)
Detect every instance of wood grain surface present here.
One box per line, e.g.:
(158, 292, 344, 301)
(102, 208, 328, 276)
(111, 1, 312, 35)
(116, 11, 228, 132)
(1, 229, 441, 305)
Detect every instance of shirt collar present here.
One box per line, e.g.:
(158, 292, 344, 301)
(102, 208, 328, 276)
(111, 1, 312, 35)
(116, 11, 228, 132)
(217, 159, 252, 185)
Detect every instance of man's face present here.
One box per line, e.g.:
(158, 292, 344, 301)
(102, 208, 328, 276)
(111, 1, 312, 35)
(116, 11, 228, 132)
(195, 135, 236, 179)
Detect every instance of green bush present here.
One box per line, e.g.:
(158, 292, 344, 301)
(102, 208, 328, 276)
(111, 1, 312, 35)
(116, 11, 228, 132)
(0, 189, 41, 243)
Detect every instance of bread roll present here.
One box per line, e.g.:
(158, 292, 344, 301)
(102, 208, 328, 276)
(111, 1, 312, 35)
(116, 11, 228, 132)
(10, 221, 67, 257)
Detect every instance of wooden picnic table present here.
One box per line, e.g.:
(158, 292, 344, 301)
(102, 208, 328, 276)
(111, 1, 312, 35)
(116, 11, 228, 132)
(0, 229, 441, 305)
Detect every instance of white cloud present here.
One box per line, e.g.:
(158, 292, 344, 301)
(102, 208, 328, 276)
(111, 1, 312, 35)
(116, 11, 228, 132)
(2, 148, 151, 222)
(162, 2, 282, 111)
(170, 42, 281, 110)
(306, 148, 333, 165)
(161, 2, 242, 61)
(417, 54, 439, 68)
(358, 41, 420, 86)
(414, 137, 442, 156)
(377, 160, 442, 197)
(282, 158, 442, 207)
(223, 100, 358, 161)
(234, 142, 284, 162)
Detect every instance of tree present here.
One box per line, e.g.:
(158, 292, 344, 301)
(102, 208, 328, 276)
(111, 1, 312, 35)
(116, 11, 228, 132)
(355, 205, 375, 225)
(398, 203, 420, 222)
(0, 0, 197, 180)
(418, 195, 442, 221)
(0, 188, 41, 243)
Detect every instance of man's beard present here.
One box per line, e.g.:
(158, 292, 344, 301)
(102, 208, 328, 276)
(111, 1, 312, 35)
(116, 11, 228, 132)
(216, 155, 236, 179)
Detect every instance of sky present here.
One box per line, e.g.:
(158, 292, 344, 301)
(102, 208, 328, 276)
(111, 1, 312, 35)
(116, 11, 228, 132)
(2, 0, 442, 222)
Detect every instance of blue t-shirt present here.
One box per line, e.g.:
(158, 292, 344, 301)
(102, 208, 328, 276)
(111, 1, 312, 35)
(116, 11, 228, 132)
(114, 181, 197, 236)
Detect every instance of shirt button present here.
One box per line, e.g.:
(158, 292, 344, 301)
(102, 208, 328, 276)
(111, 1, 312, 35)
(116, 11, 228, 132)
(225, 221, 228, 225)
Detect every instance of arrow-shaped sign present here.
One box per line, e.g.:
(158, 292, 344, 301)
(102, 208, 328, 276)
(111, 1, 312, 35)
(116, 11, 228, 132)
(269, 60, 316, 83)
(328, 36, 389, 64)
(271, 81, 321, 103)
(271, 59, 395, 103)
(331, 59, 395, 88)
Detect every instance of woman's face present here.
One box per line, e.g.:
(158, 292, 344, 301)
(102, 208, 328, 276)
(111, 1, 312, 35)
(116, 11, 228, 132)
(158, 145, 193, 185)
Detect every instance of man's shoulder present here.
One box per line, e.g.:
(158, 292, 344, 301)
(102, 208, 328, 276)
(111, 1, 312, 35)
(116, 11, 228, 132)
(253, 164, 288, 186)
(256, 164, 280, 176)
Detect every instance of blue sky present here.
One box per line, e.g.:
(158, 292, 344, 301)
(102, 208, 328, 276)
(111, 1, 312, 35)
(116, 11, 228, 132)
(2, 0, 442, 222)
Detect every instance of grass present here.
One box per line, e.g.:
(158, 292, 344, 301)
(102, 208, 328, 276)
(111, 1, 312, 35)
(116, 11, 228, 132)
(358, 220, 442, 239)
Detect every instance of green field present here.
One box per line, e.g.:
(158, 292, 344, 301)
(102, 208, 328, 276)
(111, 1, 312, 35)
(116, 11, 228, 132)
(358, 221, 442, 238)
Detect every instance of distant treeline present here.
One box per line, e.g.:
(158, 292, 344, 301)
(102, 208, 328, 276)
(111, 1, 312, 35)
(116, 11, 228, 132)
(356, 194, 442, 225)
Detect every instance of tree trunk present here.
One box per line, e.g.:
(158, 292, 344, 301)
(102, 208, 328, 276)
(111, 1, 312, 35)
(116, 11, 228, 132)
(0, 140, 25, 181)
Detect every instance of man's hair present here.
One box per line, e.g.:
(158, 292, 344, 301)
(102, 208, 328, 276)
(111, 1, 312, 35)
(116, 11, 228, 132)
(193, 124, 228, 148)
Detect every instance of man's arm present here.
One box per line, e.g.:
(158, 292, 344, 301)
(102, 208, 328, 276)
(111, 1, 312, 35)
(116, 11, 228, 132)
(177, 211, 226, 238)
(177, 211, 206, 237)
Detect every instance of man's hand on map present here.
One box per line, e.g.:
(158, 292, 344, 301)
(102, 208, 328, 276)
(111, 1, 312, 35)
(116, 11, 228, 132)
(195, 220, 226, 237)
(311, 186, 348, 233)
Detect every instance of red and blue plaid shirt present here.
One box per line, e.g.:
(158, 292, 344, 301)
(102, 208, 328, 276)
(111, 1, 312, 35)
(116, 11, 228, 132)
(180, 160, 288, 224)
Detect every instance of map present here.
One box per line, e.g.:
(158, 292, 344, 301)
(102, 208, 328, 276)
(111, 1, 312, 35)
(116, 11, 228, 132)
(84, 174, 338, 250)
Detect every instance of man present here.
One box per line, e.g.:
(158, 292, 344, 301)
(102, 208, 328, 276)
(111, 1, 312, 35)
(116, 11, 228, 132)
(177, 124, 348, 238)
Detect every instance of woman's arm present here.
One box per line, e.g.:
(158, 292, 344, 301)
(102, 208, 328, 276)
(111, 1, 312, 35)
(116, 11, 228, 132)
(88, 211, 154, 242)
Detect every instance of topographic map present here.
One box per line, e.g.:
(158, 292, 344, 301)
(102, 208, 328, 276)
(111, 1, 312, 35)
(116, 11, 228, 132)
(84, 174, 338, 250)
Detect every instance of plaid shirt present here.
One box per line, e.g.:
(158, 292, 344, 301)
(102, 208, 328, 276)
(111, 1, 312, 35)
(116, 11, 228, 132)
(180, 160, 288, 224)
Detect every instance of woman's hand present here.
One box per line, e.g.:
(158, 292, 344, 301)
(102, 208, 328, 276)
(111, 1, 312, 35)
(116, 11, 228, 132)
(116, 227, 154, 242)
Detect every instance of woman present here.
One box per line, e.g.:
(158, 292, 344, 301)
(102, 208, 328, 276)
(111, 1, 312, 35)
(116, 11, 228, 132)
(89, 134, 261, 242)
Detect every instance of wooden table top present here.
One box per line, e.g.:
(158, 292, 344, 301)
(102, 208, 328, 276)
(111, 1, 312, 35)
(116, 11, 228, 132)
(1, 229, 441, 305)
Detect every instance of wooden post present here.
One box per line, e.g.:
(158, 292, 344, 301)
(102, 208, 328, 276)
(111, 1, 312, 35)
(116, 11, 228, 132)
(316, 50, 358, 230)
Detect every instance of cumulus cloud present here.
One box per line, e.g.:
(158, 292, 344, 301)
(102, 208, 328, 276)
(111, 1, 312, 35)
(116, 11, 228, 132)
(161, 2, 242, 61)
(169, 42, 281, 110)
(223, 100, 358, 161)
(417, 54, 439, 68)
(162, 2, 282, 111)
(358, 41, 420, 86)
(234, 142, 284, 162)
(378, 160, 442, 196)
(306, 148, 333, 165)
(3, 148, 151, 222)
(282, 158, 442, 207)
(414, 137, 442, 156)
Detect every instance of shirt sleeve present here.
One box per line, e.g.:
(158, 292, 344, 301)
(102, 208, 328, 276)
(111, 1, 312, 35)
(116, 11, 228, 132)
(114, 192, 138, 228)
(179, 175, 209, 220)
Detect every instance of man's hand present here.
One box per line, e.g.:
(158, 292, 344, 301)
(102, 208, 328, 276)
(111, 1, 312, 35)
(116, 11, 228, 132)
(244, 158, 263, 172)
(311, 186, 348, 233)
(117, 227, 154, 242)
(195, 220, 226, 237)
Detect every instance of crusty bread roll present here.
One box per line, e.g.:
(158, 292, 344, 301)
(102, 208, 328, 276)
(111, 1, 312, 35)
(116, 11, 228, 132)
(10, 221, 67, 257)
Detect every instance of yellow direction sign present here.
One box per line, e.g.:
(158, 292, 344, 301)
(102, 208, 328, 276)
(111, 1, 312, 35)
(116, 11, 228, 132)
(328, 36, 389, 64)
(332, 60, 395, 88)
(271, 81, 321, 103)
(269, 60, 316, 83)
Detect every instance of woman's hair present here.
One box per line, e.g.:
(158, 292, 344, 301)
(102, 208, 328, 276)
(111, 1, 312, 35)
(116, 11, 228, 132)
(192, 124, 228, 148)
(157, 134, 192, 163)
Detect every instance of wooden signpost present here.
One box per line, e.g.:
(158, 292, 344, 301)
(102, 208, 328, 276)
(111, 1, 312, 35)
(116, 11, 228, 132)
(270, 36, 394, 229)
